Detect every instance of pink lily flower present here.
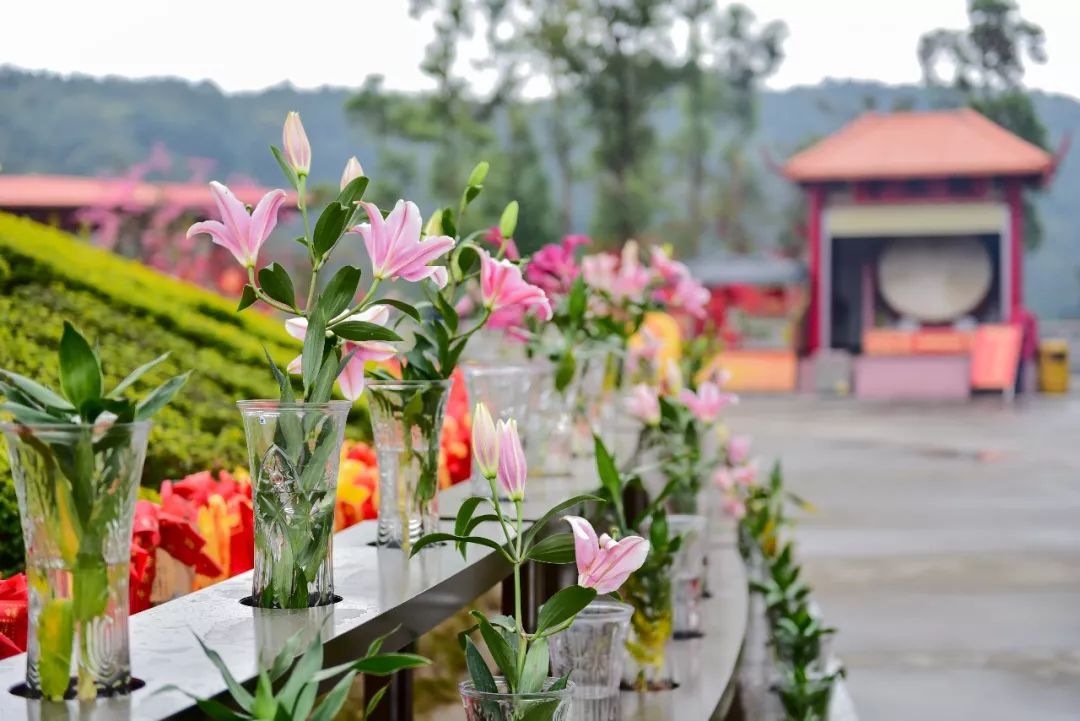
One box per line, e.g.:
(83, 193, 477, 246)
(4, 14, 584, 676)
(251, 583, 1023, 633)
(284, 306, 397, 400)
(733, 461, 758, 487)
(496, 419, 527, 501)
(583, 241, 652, 301)
(340, 156, 364, 190)
(625, 384, 660, 426)
(186, 181, 287, 267)
(727, 435, 752, 466)
(526, 234, 588, 296)
(480, 251, 553, 321)
(714, 467, 734, 491)
(352, 200, 455, 288)
(678, 381, 738, 423)
(722, 495, 746, 520)
(283, 112, 311, 176)
(564, 516, 649, 594)
(472, 403, 500, 480)
(650, 246, 690, 285)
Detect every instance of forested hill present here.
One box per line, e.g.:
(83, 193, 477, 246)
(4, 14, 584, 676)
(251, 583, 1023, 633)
(1, 66, 1078, 317)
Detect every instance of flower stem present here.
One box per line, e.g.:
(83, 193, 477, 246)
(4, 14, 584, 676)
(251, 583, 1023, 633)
(513, 499, 527, 679)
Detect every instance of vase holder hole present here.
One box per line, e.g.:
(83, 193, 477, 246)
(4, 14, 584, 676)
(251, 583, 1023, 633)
(239, 594, 343, 608)
(673, 630, 705, 641)
(9, 677, 146, 700)
(619, 679, 681, 692)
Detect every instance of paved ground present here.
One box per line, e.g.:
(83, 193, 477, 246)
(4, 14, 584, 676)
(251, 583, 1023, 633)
(727, 393, 1080, 721)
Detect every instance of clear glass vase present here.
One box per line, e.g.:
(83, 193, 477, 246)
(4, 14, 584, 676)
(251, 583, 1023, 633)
(460, 677, 575, 721)
(2, 420, 151, 701)
(238, 400, 350, 609)
(621, 564, 675, 691)
(463, 363, 540, 497)
(550, 600, 633, 721)
(525, 363, 575, 478)
(366, 379, 451, 550)
(668, 514, 707, 638)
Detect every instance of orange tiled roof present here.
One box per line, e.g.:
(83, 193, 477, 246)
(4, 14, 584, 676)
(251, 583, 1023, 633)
(0, 174, 295, 209)
(783, 108, 1054, 183)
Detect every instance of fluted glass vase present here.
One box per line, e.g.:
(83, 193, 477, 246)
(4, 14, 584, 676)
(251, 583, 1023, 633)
(460, 678, 575, 721)
(550, 600, 633, 721)
(238, 400, 350, 609)
(2, 420, 150, 701)
(622, 564, 675, 691)
(366, 379, 451, 550)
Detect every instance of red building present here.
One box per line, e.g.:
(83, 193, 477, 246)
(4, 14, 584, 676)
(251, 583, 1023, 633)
(784, 109, 1056, 398)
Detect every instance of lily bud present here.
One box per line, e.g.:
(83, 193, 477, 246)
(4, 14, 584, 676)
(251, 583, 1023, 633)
(283, 111, 311, 176)
(495, 418, 527, 501)
(472, 403, 500, 480)
(340, 156, 365, 190)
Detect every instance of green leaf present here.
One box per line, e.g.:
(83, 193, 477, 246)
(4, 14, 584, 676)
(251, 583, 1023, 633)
(364, 685, 389, 721)
(522, 494, 604, 549)
(462, 185, 482, 208)
(291, 682, 318, 721)
(336, 175, 369, 207)
(270, 145, 300, 190)
(371, 298, 420, 321)
(474, 614, 518, 690)
(593, 435, 625, 526)
(191, 632, 255, 710)
(135, 371, 191, 421)
(526, 533, 576, 565)
(258, 263, 296, 308)
(301, 307, 328, 395)
(252, 672, 277, 719)
(107, 352, 170, 398)
(467, 161, 490, 186)
(278, 633, 323, 711)
(455, 496, 486, 539)
(0, 402, 62, 424)
(499, 201, 519, 239)
(308, 346, 356, 406)
(263, 347, 295, 403)
(316, 265, 362, 319)
(432, 290, 459, 334)
(237, 284, 258, 312)
(332, 321, 402, 343)
(312, 202, 352, 259)
(535, 585, 597, 638)
(464, 636, 498, 693)
(59, 322, 102, 409)
(408, 532, 511, 562)
(0, 371, 73, 412)
(519, 637, 549, 694)
(309, 670, 357, 721)
(346, 652, 431, 676)
(567, 277, 587, 323)
(554, 350, 576, 393)
(196, 698, 250, 721)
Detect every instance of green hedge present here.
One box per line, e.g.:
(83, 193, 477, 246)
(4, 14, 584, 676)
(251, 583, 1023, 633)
(0, 213, 368, 575)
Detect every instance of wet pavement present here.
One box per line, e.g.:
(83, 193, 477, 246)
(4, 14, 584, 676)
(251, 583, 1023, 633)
(728, 394, 1080, 721)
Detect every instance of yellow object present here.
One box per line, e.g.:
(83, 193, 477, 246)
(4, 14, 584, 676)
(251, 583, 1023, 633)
(708, 350, 799, 392)
(1038, 339, 1070, 394)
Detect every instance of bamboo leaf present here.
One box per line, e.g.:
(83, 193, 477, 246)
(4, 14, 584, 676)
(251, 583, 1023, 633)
(107, 352, 170, 398)
(135, 371, 191, 421)
(58, 322, 102, 409)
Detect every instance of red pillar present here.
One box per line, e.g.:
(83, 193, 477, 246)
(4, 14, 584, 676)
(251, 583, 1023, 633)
(806, 186, 824, 352)
(1005, 180, 1024, 323)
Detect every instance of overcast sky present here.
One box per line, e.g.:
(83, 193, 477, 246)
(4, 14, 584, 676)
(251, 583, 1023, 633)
(4, 0, 1080, 98)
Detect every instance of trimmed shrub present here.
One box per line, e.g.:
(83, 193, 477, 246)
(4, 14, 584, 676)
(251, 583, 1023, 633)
(0, 213, 369, 575)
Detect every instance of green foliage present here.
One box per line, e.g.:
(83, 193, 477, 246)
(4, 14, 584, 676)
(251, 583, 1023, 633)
(0, 213, 368, 576)
(163, 625, 429, 720)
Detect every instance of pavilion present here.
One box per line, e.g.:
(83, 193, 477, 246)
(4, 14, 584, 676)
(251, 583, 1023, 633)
(784, 108, 1056, 398)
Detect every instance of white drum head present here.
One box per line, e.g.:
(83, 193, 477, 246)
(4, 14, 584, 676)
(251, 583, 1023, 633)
(877, 237, 992, 323)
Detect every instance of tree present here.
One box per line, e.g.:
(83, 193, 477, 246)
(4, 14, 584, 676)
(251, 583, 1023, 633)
(919, 0, 1049, 248)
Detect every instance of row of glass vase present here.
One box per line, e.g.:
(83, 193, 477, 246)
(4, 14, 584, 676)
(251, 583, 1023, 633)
(1, 356, 601, 701)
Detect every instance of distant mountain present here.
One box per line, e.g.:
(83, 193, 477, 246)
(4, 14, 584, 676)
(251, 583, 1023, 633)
(0, 67, 1077, 317)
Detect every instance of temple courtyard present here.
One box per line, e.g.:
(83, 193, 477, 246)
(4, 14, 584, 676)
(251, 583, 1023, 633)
(729, 393, 1080, 720)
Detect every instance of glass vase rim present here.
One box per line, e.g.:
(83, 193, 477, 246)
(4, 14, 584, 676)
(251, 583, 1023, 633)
(364, 378, 454, 390)
(236, 399, 353, 412)
(0, 419, 152, 433)
(461, 360, 550, 375)
(573, 598, 635, 621)
(458, 677, 576, 702)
